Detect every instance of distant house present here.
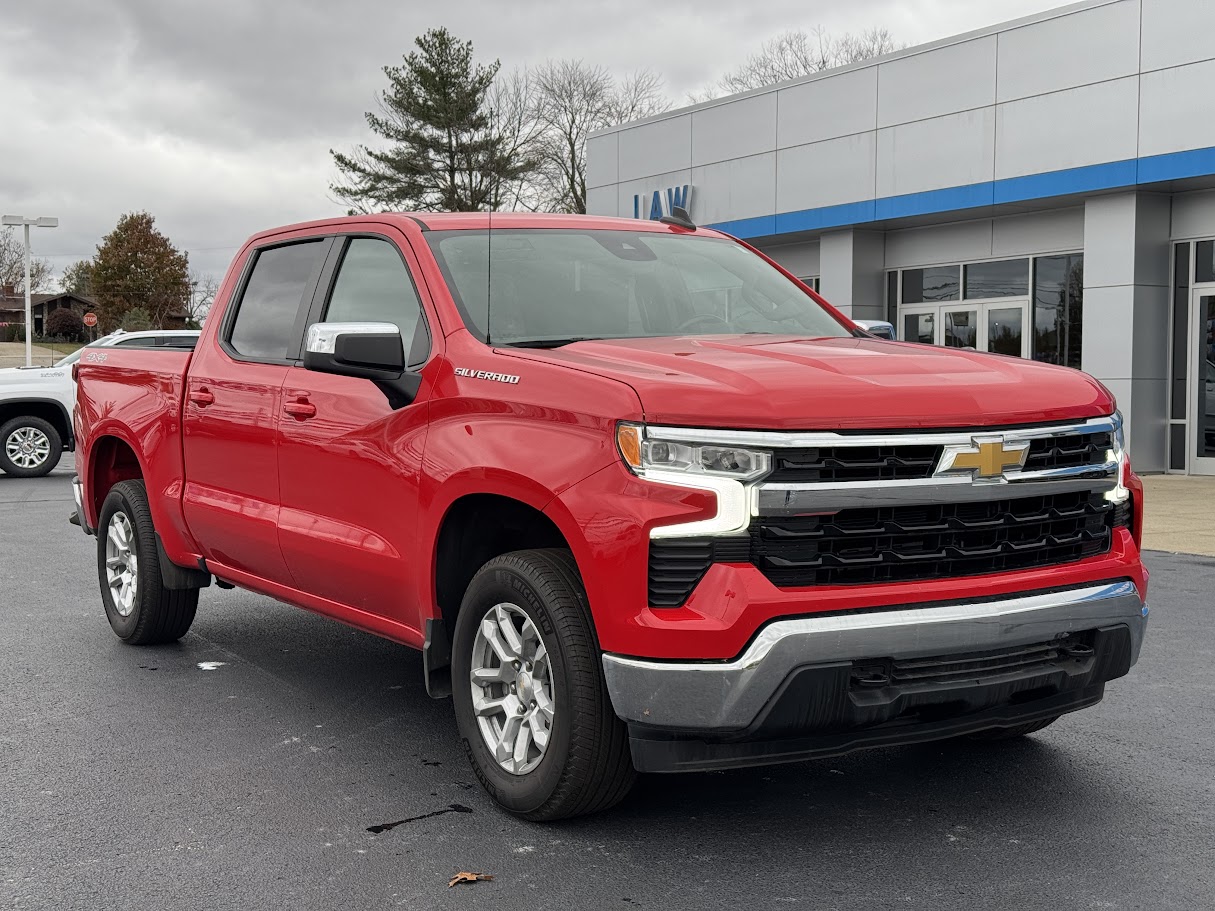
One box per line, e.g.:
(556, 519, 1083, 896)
(0, 285, 190, 338)
(0, 285, 100, 338)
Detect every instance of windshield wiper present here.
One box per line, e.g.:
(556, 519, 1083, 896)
(500, 337, 602, 349)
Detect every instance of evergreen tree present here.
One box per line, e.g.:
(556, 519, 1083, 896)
(330, 28, 531, 212)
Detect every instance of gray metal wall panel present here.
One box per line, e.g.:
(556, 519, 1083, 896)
(876, 36, 997, 128)
(691, 154, 776, 223)
(1171, 190, 1215, 239)
(1082, 286, 1137, 375)
(615, 169, 693, 221)
(1084, 193, 1140, 288)
(585, 133, 619, 189)
(1139, 59, 1215, 158)
(994, 77, 1139, 179)
(777, 67, 877, 148)
(692, 93, 778, 166)
(757, 241, 820, 277)
(885, 219, 996, 269)
(876, 108, 996, 197)
(776, 134, 877, 212)
(1142, 0, 1215, 71)
(617, 115, 691, 182)
(586, 185, 618, 217)
(992, 208, 1086, 256)
(996, 0, 1140, 103)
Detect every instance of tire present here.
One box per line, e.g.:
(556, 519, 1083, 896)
(97, 479, 198, 645)
(451, 549, 636, 821)
(0, 416, 62, 478)
(967, 715, 1060, 741)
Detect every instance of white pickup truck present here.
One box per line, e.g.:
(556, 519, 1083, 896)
(0, 329, 198, 477)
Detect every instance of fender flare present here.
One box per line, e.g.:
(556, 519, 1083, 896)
(0, 396, 75, 450)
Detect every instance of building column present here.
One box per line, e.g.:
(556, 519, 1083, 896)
(1081, 193, 1171, 472)
(819, 229, 885, 320)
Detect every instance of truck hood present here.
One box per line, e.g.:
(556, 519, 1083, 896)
(502, 335, 1114, 430)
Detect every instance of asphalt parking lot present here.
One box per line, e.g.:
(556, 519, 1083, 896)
(2, 462, 1213, 911)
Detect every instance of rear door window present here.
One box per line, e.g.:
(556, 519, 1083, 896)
(229, 240, 327, 361)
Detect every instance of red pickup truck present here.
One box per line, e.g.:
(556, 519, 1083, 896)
(72, 213, 1148, 821)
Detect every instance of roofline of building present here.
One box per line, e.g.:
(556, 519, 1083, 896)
(589, 0, 1122, 139)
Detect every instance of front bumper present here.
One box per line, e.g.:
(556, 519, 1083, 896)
(602, 580, 1146, 772)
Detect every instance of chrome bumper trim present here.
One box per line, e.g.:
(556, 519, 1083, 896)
(756, 473, 1117, 513)
(645, 415, 1119, 450)
(602, 581, 1146, 731)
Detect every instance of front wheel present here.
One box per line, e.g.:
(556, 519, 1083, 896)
(451, 549, 636, 821)
(97, 479, 198, 645)
(0, 416, 62, 478)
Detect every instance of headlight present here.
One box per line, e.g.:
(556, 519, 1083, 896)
(616, 424, 772, 481)
(1112, 410, 1126, 456)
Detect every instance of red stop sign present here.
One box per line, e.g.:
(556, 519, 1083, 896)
(83, 312, 98, 327)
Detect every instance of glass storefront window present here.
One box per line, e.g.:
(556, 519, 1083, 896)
(902, 266, 959, 303)
(1032, 254, 1083, 370)
(964, 259, 1028, 299)
(904, 312, 935, 344)
(988, 307, 1024, 357)
(1197, 241, 1215, 284)
(944, 309, 977, 348)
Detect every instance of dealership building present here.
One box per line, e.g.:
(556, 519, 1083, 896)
(586, 0, 1215, 475)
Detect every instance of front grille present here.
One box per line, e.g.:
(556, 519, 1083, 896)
(850, 634, 1096, 690)
(769, 445, 941, 483)
(648, 490, 1120, 604)
(752, 490, 1114, 588)
(1024, 431, 1113, 472)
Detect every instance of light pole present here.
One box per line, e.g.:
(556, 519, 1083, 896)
(2, 215, 58, 367)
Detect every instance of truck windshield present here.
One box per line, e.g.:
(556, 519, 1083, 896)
(426, 229, 852, 346)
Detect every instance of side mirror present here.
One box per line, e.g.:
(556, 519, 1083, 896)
(303, 322, 422, 408)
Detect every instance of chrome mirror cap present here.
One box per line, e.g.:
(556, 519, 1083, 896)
(304, 322, 400, 355)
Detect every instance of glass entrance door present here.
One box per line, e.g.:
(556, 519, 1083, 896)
(1189, 291, 1215, 475)
(900, 300, 1030, 358)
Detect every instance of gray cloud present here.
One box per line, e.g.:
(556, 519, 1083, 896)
(1, 0, 1059, 283)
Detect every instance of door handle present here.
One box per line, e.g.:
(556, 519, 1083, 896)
(188, 388, 214, 407)
(283, 400, 317, 420)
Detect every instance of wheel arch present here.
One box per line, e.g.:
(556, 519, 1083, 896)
(0, 398, 73, 450)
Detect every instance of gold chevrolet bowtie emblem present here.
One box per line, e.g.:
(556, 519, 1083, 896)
(945, 440, 1029, 479)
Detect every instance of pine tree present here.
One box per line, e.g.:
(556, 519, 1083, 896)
(330, 28, 532, 213)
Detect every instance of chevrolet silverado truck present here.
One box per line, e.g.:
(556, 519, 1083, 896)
(71, 213, 1148, 821)
(0, 329, 198, 477)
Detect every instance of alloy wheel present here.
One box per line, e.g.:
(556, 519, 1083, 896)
(469, 603, 555, 775)
(105, 512, 139, 617)
(5, 427, 51, 470)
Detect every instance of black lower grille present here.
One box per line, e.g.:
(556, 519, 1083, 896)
(648, 537, 750, 606)
(850, 634, 1096, 690)
(753, 490, 1114, 588)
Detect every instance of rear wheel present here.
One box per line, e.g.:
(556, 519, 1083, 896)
(97, 479, 198, 645)
(0, 416, 62, 478)
(451, 549, 636, 821)
(967, 715, 1060, 741)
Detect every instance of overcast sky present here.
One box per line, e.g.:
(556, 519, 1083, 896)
(2, 0, 1063, 283)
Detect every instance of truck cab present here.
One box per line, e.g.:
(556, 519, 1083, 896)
(72, 214, 1147, 821)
